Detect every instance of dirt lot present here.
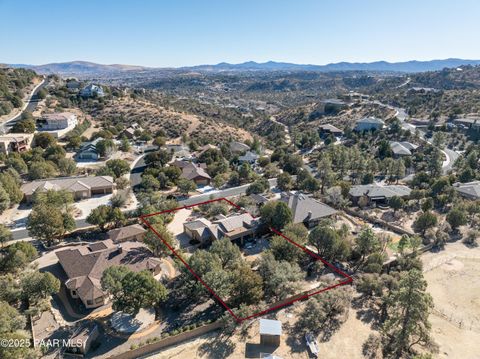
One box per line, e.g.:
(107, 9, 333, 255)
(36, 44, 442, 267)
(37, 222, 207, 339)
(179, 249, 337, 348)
(147, 298, 373, 359)
(422, 242, 480, 359)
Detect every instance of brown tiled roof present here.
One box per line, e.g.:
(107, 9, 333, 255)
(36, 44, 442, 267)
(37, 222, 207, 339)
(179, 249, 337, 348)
(56, 241, 161, 305)
(21, 176, 115, 196)
(181, 164, 211, 181)
(107, 224, 147, 242)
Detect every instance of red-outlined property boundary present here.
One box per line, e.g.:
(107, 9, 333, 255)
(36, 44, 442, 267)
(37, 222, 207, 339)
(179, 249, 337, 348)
(139, 197, 353, 323)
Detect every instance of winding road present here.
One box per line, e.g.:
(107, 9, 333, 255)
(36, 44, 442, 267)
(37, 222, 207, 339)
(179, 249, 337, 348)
(0, 76, 47, 134)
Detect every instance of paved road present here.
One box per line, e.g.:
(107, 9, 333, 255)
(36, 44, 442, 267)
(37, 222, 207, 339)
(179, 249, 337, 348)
(10, 218, 89, 241)
(0, 77, 48, 133)
(180, 178, 278, 206)
(129, 154, 147, 188)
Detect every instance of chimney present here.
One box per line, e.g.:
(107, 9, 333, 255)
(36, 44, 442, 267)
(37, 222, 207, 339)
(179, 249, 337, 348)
(117, 244, 123, 254)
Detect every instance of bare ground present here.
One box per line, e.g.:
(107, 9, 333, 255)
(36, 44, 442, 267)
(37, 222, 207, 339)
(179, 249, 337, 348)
(422, 242, 480, 359)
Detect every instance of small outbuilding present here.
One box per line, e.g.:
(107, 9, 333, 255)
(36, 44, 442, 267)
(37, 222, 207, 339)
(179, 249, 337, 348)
(259, 319, 282, 347)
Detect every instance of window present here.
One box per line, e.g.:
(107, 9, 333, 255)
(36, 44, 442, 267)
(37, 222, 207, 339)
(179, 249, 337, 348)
(95, 297, 103, 304)
(87, 300, 93, 305)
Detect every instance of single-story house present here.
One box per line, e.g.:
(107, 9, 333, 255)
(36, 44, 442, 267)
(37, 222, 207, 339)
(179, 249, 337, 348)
(319, 124, 344, 137)
(56, 240, 162, 309)
(180, 163, 211, 185)
(354, 117, 385, 132)
(453, 181, 480, 200)
(238, 151, 259, 164)
(280, 192, 337, 228)
(0, 133, 33, 155)
(39, 112, 78, 130)
(107, 224, 147, 242)
(183, 218, 218, 242)
(349, 184, 411, 205)
(230, 141, 250, 153)
(21, 175, 115, 202)
(390, 141, 419, 157)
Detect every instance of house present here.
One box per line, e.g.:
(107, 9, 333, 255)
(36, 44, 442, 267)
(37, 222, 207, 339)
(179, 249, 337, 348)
(183, 218, 218, 242)
(319, 124, 344, 137)
(80, 84, 105, 98)
(180, 163, 211, 185)
(122, 127, 136, 139)
(39, 112, 78, 130)
(354, 117, 385, 132)
(65, 322, 99, 356)
(75, 137, 103, 161)
(183, 213, 259, 245)
(259, 319, 282, 347)
(107, 224, 147, 242)
(349, 184, 411, 205)
(0, 133, 33, 155)
(390, 141, 419, 157)
(280, 192, 337, 228)
(21, 175, 115, 202)
(230, 141, 250, 153)
(238, 151, 259, 164)
(453, 181, 480, 200)
(56, 240, 163, 308)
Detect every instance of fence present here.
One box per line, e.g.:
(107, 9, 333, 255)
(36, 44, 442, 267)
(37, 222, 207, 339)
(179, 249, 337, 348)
(107, 321, 223, 359)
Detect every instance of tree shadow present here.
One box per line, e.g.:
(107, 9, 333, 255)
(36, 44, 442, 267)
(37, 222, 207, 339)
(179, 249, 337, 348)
(197, 332, 235, 358)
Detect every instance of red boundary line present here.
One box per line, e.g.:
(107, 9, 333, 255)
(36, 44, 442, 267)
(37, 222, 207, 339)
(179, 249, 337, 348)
(140, 197, 353, 323)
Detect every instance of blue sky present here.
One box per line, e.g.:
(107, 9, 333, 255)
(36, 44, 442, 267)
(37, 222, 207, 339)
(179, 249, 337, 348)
(1, 0, 479, 67)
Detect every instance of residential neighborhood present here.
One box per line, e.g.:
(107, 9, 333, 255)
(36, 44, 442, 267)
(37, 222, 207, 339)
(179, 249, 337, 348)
(1, 2, 480, 359)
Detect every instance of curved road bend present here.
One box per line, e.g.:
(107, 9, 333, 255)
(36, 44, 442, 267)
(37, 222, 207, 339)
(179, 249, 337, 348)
(0, 77, 48, 133)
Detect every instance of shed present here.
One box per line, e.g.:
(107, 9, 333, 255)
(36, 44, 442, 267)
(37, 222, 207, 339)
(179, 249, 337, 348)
(259, 319, 282, 346)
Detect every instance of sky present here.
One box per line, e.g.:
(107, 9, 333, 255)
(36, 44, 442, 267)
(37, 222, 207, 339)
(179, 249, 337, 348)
(1, 0, 480, 67)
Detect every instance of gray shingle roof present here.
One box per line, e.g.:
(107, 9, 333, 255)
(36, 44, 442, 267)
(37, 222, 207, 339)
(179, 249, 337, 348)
(453, 181, 480, 199)
(349, 184, 411, 199)
(280, 192, 337, 223)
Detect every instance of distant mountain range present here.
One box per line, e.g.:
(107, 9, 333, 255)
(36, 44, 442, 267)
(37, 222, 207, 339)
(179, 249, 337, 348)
(5, 58, 480, 76)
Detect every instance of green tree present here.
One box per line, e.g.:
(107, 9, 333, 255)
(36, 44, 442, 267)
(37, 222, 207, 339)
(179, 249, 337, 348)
(86, 204, 125, 231)
(96, 139, 116, 158)
(413, 211, 438, 235)
(0, 172, 23, 205)
(102, 268, 167, 315)
(277, 172, 293, 191)
(0, 187, 10, 214)
(355, 226, 382, 267)
(28, 160, 58, 180)
(260, 201, 293, 230)
(389, 196, 405, 213)
(230, 264, 263, 306)
(33, 132, 56, 149)
(101, 265, 130, 298)
(143, 223, 175, 257)
(0, 300, 25, 333)
(177, 178, 196, 195)
(0, 224, 13, 248)
(21, 271, 60, 305)
(105, 159, 130, 178)
(308, 223, 350, 262)
(209, 238, 243, 269)
(382, 269, 434, 358)
(256, 252, 303, 300)
(26, 204, 72, 245)
(446, 207, 467, 231)
(246, 177, 269, 195)
(57, 157, 77, 176)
